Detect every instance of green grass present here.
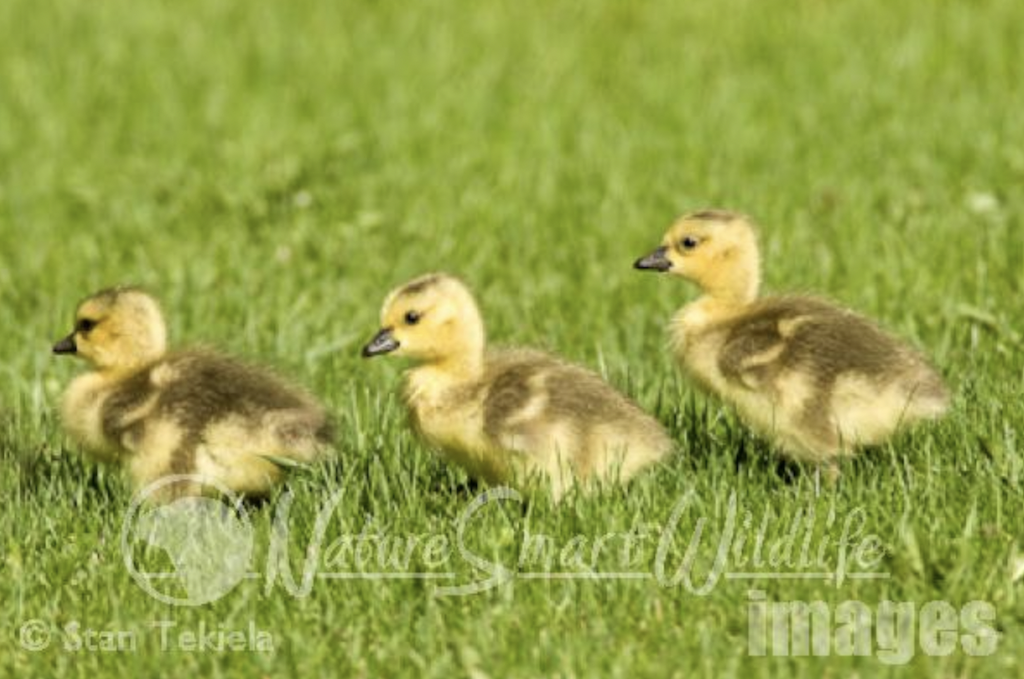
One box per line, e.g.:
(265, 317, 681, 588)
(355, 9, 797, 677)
(2, 0, 1023, 676)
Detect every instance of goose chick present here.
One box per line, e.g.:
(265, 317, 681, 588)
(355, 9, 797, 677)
(53, 287, 333, 501)
(634, 210, 949, 474)
(362, 273, 673, 498)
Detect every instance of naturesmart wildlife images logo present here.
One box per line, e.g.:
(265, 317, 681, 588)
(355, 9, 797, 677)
(120, 481, 899, 607)
(121, 475, 256, 606)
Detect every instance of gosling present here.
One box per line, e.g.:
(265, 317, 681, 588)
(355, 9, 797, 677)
(362, 273, 673, 498)
(54, 287, 333, 501)
(635, 210, 949, 478)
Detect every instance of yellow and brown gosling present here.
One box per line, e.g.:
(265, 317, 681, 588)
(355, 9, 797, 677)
(362, 273, 673, 499)
(53, 287, 332, 502)
(635, 210, 949, 479)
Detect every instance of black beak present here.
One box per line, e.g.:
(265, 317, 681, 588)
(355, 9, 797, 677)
(634, 246, 672, 272)
(362, 328, 399, 358)
(53, 333, 77, 355)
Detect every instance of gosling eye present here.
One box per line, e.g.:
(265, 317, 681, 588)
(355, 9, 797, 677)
(404, 310, 421, 326)
(76, 318, 97, 333)
(679, 236, 700, 251)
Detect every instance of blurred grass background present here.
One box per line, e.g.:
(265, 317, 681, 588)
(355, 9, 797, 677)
(1, 0, 1022, 676)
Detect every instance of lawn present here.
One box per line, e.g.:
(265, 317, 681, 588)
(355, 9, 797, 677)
(1, 0, 1022, 676)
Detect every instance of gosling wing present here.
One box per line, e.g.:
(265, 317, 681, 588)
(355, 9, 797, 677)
(717, 297, 911, 393)
(481, 351, 645, 465)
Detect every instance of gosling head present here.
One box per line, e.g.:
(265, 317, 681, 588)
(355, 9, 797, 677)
(362, 273, 486, 367)
(53, 287, 168, 370)
(634, 209, 761, 304)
